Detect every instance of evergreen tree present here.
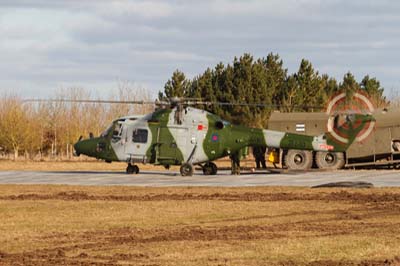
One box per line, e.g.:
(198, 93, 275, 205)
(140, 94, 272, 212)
(251, 59, 270, 127)
(281, 74, 299, 112)
(231, 54, 254, 126)
(218, 64, 235, 122)
(297, 59, 325, 111)
(264, 53, 287, 108)
(360, 75, 387, 107)
(322, 75, 339, 103)
(158, 53, 387, 126)
(340, 72, 360, 104)
(159, 70, 191, 100)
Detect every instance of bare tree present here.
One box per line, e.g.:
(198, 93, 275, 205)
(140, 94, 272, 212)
(0, 84, 154, 160)
(0, 95, 30, 159)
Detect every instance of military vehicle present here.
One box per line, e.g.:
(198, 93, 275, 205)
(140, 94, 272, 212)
(73, 99, 373, 176)
(268, 92, 400, 170)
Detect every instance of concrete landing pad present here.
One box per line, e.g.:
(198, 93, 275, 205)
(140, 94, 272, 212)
(0, 169, 399, 187)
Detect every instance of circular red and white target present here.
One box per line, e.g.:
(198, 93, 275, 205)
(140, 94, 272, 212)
(326, 91, 375, 144)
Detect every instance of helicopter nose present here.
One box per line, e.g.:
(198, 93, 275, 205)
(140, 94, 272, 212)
(74, 139, 96, 157)
(73, 140, 84, 156)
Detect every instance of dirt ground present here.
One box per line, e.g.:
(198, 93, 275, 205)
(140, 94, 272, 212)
(1, 185, 400, 265)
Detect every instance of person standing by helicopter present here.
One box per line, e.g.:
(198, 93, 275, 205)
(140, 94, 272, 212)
(252, 146, 267, 169)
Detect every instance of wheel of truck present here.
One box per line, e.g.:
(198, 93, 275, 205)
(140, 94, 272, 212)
(315, 151, 345, 170)
(284, 150, 313, 170)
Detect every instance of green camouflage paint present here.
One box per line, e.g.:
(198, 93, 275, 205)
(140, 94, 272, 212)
(145, 108, 184, 165)
(74, 107, 375, 170)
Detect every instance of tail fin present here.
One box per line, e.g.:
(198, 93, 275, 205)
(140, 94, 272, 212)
(317, 113, 375, 152)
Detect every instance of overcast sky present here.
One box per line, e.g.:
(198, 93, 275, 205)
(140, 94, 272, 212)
(1, 0, 400, 99)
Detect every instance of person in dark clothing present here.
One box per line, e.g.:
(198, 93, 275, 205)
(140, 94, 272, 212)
(230, 153, 241, 175)
(253, 146, 267, 169)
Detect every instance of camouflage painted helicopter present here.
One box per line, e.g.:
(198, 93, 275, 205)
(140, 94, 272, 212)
(72, 98, 374, 176)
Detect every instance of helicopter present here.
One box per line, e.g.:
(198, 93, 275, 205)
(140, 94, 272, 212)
(71, 98, 374, 176)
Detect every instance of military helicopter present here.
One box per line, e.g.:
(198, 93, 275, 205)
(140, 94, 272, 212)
(69, 97, 374, 176)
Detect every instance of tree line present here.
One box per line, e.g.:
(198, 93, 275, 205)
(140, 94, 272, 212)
(0, 53, 390, 160)
(159, 53, 388, 128)
(0, 85, 152, 160)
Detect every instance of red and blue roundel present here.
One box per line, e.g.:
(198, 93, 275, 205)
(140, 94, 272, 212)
(211, 133, 219, 142)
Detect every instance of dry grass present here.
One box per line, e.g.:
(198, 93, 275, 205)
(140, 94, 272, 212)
(1, 185, 400, 265)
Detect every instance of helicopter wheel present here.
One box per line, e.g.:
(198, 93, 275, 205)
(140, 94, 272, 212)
(180, 163, 194, 176)
(202, 162, 218, 175)
(126, 163, 139, 174)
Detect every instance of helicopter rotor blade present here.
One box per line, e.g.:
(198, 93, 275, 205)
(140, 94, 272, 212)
(23, 98, 322, 109)
(23, 98, 326, 111)
(23, 97, 372, 113)
(22, 99, 162, 105)
(190, 101, 325, 110)
(190, 100, 377, 113)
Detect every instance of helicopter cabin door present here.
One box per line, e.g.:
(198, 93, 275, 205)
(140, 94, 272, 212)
(157, 126, 188, 165)
(124, 127, 149, 163)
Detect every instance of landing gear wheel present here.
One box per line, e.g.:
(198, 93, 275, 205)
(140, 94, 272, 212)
(202, 162, 218, 175)
(126, 163, 139, 174)
(315, 151, 345, 170)
(180, 163, 194, 176)
(284, 150, 313, 170)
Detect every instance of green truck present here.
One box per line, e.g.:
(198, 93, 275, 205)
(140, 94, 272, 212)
(268, 107, 400, 170)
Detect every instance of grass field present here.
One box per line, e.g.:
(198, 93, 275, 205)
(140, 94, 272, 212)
(1, 185, 400, 265)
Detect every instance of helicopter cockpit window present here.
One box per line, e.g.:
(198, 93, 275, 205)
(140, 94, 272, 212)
(132, 129, 148, 143)
(112, 123, 123, 141)
(101, 123, 113, 137)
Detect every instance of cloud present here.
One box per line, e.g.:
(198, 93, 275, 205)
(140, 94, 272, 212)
(1, 0, 400, 98)
(96, 1, 174, 19)
(208, 0, 321, 17)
